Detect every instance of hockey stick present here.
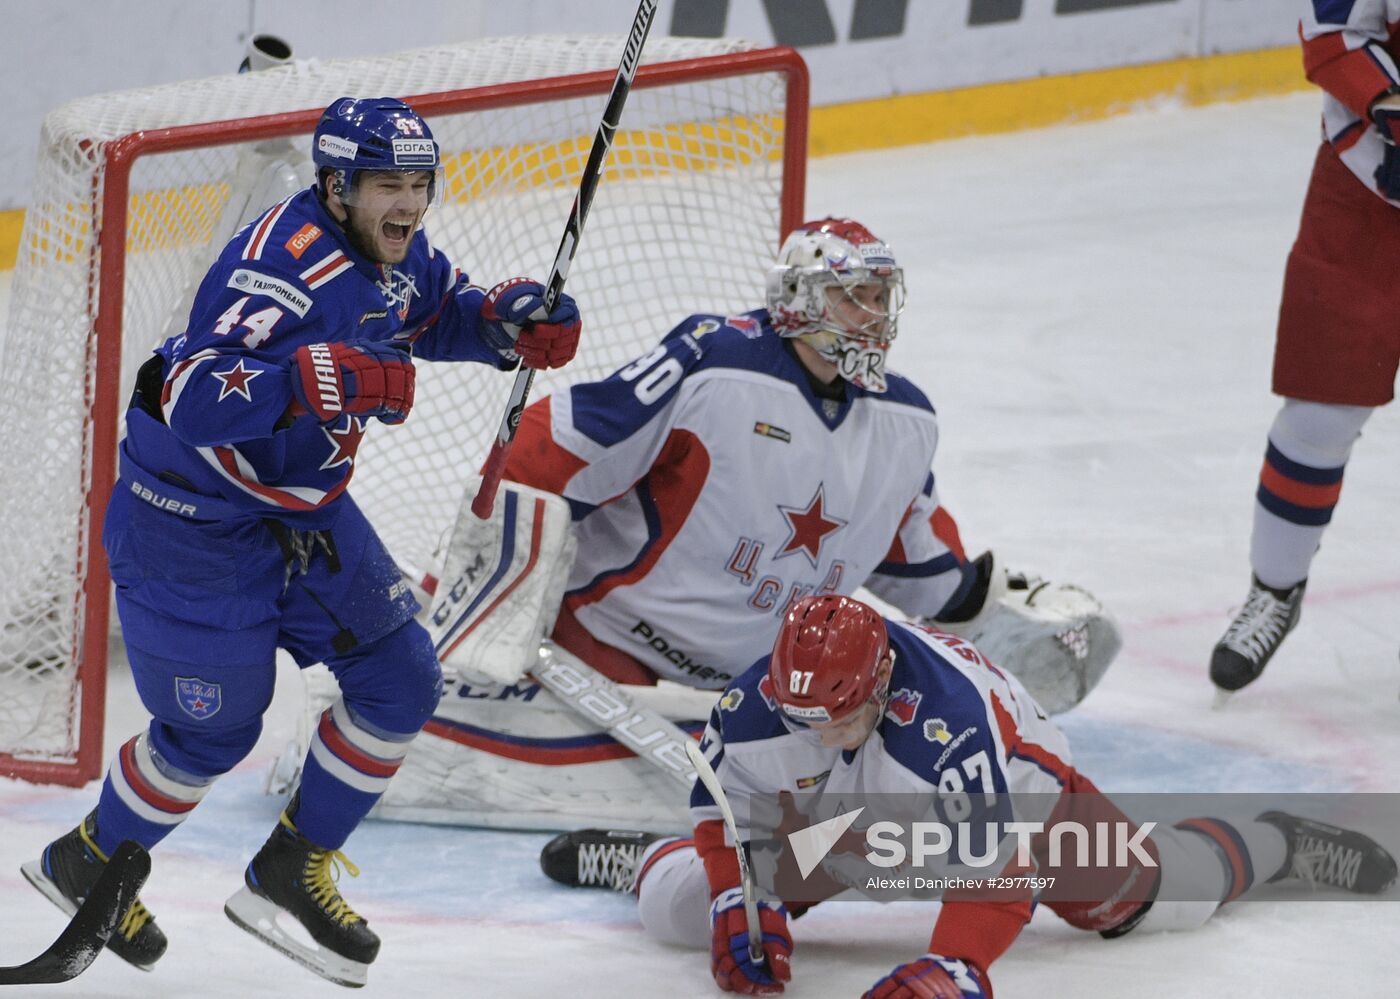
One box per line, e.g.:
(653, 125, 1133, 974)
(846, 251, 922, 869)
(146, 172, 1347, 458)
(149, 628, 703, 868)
(2, 841, 151, 985)
(532, 645, 698, 787)
(684, 739, 766, 969)
(471, 0, 659, 519)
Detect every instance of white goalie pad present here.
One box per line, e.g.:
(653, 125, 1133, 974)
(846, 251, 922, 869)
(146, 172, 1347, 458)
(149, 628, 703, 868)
(369, 646, 719, 833)
(935, 559, 1122, 715)
(426, 476, 577, 684)
(266, 477, 576, 796)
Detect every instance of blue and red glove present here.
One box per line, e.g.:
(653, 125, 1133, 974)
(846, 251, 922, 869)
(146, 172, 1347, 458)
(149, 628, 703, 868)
(709, 888, 792, 995)
(862, 955, 988, 999)
(481, 277, 581, 369)
(1371, 91, 1400, 198)
(289, 340, 415, 424)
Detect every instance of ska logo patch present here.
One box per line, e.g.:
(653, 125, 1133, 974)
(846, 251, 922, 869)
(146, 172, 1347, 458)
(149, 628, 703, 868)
(175, 677, 222, 720)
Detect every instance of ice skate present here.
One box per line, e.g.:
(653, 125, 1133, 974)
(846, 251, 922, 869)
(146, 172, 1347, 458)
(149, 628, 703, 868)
(20, 810, 167, 970)
(1260, 811, 1397, 894)
(224, 802, 380, 988)
(1210, 576, 1305, 694)
(540, 828, 662, 892)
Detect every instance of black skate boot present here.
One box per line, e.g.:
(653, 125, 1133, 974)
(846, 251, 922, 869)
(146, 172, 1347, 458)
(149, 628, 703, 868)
(1210, 575, 1305, 693)
(540, 829, 663, 892)
(224, 801, 380, 988)
(20, 810, 167, 970)
(1259, 811, 1398, 894)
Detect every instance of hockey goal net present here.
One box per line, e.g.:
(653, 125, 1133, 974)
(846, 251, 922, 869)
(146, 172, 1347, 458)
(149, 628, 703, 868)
(0, 35, 807, 785)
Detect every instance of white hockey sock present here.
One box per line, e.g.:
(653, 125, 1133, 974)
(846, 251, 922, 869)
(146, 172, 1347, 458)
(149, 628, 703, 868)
(636, 839, 710, 948)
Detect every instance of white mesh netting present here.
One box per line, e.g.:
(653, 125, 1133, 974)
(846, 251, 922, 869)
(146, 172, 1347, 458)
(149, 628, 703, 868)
(0, 34, 801, 776)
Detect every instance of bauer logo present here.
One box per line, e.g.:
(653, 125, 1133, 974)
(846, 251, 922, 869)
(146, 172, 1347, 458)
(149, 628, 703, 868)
(392, 138, 436, 166)
(317, 134, 358, 160)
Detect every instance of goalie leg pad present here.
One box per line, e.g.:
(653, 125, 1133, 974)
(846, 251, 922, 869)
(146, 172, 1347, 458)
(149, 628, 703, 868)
(368, 659, 718, 832)
(938, 559, 1121, 714)
(426, 476, 578, 685)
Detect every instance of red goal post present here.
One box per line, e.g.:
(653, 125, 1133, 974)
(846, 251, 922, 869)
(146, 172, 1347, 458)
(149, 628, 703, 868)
(0, 36, 808, 785)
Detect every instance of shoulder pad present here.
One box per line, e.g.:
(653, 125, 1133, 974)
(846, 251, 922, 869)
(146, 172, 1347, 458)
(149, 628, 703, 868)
(713, 658, 787, 745)
(874, 370, 935, 413)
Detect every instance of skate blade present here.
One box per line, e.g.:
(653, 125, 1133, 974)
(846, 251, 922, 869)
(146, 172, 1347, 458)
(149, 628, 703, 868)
(224, 886, 368, 988)
(1211, 688, 1233, 710)
(21, 859, 81, 919)
(20, 858, 158, 972)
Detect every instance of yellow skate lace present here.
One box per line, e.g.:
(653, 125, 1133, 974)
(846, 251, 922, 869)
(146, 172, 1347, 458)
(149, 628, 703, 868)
(78, 819, 153, 940)
(279, 811, 365, 927)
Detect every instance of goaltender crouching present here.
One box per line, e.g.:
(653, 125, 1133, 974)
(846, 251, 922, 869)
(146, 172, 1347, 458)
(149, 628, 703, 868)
(540, 595, 1396, 997)
(368, 218, 1121, 834)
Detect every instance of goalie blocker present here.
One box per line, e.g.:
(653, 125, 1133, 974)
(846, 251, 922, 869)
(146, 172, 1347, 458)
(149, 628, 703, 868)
(276, 480, 1118, 830)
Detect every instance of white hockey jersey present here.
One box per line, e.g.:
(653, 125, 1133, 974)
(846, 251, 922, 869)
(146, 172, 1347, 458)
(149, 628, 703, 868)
(689, 619, 1072, 851)
(504, 311, 973, 688)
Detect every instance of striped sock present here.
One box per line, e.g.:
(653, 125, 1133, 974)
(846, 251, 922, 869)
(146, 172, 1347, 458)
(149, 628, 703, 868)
(635, 836, 693, 894)
(296, 697, 413, 849)
(95, 732, 215, 854)
(1176, 817, 1256, 904)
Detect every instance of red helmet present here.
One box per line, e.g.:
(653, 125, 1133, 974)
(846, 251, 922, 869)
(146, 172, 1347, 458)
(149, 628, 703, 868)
(769, 595, 890, 723)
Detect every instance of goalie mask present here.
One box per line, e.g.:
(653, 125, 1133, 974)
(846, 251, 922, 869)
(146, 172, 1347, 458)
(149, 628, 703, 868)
(312, 96, 443, 207)
(769, 595, 892, 726)
(766, 217, 906, 393)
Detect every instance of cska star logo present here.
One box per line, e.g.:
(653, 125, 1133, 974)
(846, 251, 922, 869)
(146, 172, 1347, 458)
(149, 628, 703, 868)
(212, 358, 262, 402)
(775, 484, 847, 568)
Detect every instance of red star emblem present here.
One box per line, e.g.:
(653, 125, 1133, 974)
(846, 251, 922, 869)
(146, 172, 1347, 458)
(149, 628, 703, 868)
(320, 416, 367, 470)
(212, 358, 262, 402)
(190, 698, 207, 712)
(775, 485, 846, 567)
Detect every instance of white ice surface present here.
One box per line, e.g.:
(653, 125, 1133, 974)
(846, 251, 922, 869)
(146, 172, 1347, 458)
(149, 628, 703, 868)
(2, 91, 1399, 997)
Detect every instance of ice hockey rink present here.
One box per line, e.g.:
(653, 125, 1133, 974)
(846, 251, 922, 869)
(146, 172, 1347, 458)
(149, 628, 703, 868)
(2, 88, 1399, 997)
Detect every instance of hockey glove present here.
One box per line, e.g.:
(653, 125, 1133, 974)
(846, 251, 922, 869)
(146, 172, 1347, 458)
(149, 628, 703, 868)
(290, 340, 415, 425)
(481, 278, 581, 369)
(1372, 91, 1400, 199)
(709, 888, 792, 995)
(863, 955, 987, 999)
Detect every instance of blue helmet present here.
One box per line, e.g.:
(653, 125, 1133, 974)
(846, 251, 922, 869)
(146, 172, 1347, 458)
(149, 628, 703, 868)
(312, 97, 441, 204)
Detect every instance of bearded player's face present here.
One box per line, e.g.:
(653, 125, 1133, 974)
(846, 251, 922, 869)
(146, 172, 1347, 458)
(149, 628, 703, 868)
(333, 171, 431, 264)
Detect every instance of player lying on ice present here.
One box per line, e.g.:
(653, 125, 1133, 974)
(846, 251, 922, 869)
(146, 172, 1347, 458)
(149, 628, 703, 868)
(20, 96, 581, 987)
(367, 218, 1122, 832)
(541, 594, 1397, 997)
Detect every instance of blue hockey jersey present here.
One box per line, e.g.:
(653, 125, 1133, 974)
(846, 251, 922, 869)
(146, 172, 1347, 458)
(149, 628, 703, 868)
(124, 186, 513, 527)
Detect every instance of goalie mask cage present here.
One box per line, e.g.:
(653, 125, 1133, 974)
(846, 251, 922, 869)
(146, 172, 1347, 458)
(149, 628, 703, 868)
(0, 35, 807, 785)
